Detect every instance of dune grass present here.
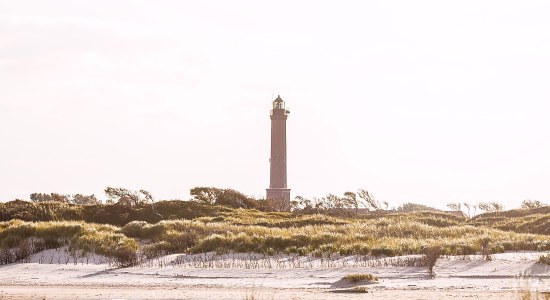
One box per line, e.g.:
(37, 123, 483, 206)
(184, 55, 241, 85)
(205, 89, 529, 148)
(1, 215, 549, 266)
(351, 286, 369, 293)
(0, 219, 138, 266)
(468, 206, 550, 235)
(343, 273, 378, 283)
(0, 203, 549, 266)
(2, 199, 548, 235)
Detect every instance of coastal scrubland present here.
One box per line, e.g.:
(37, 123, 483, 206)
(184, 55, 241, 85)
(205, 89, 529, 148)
(0, 200, 549, 267)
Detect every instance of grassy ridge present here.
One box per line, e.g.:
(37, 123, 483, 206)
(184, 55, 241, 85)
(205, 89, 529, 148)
(0, 200, 233, 226)
(1, 200, 549, 234)
(469, 206, 550, 235)
(0, 200, 484, 225)
(1, 215, 548, 265)
(1, 200, 549, 266)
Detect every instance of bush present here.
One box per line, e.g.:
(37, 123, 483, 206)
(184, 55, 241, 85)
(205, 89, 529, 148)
(423, 245, 442, 277)
(113, 244, 138, 267)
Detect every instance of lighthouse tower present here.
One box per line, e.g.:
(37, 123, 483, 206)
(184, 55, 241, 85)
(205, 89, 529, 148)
(266, 95, 291, 210)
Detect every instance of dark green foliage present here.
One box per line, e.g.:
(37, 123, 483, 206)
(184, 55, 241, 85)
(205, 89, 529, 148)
(215, 189, 257, 208)
(0, 200, 232, 226)
(0, 200, 84, 222)
(190, 187, 259, 209)
(104, 187, 153, 207)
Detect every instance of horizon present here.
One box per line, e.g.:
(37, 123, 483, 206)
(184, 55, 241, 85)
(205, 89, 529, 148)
(1, 1, 550, 210)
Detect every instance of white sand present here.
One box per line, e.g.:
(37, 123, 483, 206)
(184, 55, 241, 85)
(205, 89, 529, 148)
(0, 250, 548, 299)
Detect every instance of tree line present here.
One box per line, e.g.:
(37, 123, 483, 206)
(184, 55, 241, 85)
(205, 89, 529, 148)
(29, 187, 154, 207)
(25, 187, 548, 215)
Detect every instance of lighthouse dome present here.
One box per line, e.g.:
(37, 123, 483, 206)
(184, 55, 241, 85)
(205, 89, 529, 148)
(273, 95, 285, 109)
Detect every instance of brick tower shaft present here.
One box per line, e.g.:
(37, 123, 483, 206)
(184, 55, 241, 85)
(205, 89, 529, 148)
(266, 95, 290, 210)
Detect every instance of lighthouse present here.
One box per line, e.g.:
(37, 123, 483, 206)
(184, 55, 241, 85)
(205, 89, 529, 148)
(266, 95, 291, 210)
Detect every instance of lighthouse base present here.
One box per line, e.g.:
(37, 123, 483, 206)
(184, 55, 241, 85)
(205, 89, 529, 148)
(266, 188, 291, 211)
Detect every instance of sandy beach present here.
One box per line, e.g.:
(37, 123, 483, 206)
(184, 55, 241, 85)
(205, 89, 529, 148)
(0, 249, 548, 299)
(0, 286, 540, 300)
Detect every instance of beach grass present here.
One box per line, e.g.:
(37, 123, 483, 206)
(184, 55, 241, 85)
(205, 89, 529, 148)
(0, 203, 549, 265)
(1, 217, 549, 266)
(343, 273, 378, 283)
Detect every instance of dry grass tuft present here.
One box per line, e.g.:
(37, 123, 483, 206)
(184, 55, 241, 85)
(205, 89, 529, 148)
(343, 273, 378, 283)
(0, 220, 137, 267)
(518, 289, 550, 300)
(352, 286, 369, 293)
(538, 253, 550, 265)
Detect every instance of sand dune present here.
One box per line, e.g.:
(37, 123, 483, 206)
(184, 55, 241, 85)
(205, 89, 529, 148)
(0, 249, 548, 299)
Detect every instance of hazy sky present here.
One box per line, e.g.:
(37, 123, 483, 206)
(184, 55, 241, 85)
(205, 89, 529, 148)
(1, 1, 549, 209)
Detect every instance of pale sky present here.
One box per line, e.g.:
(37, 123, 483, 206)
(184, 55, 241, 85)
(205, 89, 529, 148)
(1, 1, 549, 209)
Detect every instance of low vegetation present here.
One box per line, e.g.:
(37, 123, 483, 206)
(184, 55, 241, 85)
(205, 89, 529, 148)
(343, 273, 378, 283)
(469, 206, 550, 235)
(423, 246, 442, 277)
(1, 210, 549, 267)
(0, 220, 137, 266)
(0, 194, 549, 267)
(539, 253, 550, 265)
(351, 286, 369, 293)
(0, 200, 233, 226)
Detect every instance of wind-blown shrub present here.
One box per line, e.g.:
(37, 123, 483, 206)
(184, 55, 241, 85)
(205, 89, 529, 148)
(423, 246, 442, 276)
